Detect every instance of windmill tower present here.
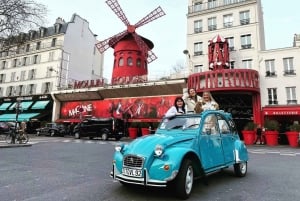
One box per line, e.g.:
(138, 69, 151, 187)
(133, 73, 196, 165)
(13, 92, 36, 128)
(208, 34, 230, 71)
(96, 0, 166, 85)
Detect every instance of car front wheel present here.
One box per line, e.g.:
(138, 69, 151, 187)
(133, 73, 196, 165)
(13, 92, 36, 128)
(234, 162, 247, 177)
(174, 159, 194, 199)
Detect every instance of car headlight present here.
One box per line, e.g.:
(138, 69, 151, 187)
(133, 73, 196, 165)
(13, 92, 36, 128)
(154, 144, 164, 157)
(115, 144, 124, 152)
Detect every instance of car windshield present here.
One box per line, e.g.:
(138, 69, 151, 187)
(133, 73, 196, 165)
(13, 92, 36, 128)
(159, 116, 201, 130)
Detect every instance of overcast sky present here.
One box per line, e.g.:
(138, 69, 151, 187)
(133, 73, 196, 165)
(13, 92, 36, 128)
(37, 0, 300, 80)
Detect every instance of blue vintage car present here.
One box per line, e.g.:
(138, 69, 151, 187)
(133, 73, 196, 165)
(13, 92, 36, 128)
(111, 110, 248, 199)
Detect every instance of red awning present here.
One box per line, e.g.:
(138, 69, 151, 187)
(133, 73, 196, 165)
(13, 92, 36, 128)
(262, 106, 300, 116)
(55, 118, 81, 123)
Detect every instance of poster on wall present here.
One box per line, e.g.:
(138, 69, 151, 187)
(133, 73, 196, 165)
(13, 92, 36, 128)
(60, 95, 180, 120)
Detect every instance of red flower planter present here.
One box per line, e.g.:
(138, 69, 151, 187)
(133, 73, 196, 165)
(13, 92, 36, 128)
(285, 131, 299, 147)
(264, 131, 279, 146)
(141, 127, 150, 136)
(128, 127, 138, 139)
(241, 130, 255, 145)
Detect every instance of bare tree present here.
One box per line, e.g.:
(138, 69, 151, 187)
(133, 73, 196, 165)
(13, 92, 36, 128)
(0, 0, 47, 48)
(171, 60, 185, 73)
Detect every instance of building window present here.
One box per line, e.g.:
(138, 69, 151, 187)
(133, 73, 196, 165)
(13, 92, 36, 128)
(26, 44, 30, 52)
(8, 86, 14, 96)
(265, 59, 276, 76)
(241, 34, 251, 49)
(194, 20, 203, 33)
(18, 85, 23, 96)
(33, 55, 39, 64)
(194, 65, 203, 73)
(43, 82, 51, 93)
(267, 88, 278, 105)
(223, 14, 233, 28)
(242, 59, 252, 69)
(230, 61, 235, 69)
(208, 0, 217, 9)
(12, 59, 17, 67)
(118, 57, 124, 67)
(0, 74, 4, 83)
(193, 1, 203, 12)
(1, 61, 6, 69)
(51, 38, 57, 47)
(194, 42, 203, 56)
(28, 84, 34, 95)
(225, 37, 234, 51)
(127, 57, 133, 66)
(240, 10, 250, 25)
(10, 72, 16, 82)
(283, 57, 295, 75)
(48, 52, 54, 61)
(36, 41, 41, 50)
(20, 71, 26, 81)
(286, 87, 297, 104)
(28, 69, 35, 79)
(208, 17, 217, 31)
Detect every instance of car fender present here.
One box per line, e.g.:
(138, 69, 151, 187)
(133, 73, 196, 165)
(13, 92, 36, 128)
(234, 140, 249, 162)
(148, 147, 199, 181)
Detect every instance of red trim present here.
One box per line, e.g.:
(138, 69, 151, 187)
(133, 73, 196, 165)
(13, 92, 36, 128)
(55, 118, 81, 123)
(262, 106, 300, 116)
(127, 118, 161, 123)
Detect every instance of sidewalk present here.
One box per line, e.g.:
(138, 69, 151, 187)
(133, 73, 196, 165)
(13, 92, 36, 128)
(0, 134, 34, 148)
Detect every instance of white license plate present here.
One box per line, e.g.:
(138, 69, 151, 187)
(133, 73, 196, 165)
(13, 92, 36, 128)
(122, 167, 142, 177)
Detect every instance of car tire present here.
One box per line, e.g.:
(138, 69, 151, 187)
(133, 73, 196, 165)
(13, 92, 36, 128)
(234, 162, 247, 177)
(174, 159, 194, 199)
(101, 132, 108, 141)
(74, 132, 80, 139)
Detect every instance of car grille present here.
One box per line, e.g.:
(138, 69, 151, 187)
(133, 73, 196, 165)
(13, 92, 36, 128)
(123, 155, 144, 168)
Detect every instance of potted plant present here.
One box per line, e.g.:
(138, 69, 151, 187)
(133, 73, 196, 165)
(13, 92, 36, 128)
(128, 122, 139, 139)
(285, 124, 300, 147)
(241, 122, 257, 145)
(264, 119, 279, 146)
(139, 122, 150, 136)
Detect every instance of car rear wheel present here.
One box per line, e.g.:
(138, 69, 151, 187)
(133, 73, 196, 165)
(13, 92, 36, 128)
(234, 162, 247, 177)
(101, 132, 108, 141)
(174, 159, 194, 199)
(74, 132, 80, 139)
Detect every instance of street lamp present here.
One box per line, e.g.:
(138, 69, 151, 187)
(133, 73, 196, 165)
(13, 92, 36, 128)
(183, 49, 193, 74)
(12, 100, 22, 144)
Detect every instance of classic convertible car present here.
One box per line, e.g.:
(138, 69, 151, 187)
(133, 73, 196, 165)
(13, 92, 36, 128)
(111, 110, 248, 199)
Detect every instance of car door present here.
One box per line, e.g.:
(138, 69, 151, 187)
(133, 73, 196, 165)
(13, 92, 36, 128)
(217, 115, 235, 164)
(199, 114, 225, 170)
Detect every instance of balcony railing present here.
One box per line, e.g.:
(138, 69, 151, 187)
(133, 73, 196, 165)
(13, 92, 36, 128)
(188, 0, 252, 14)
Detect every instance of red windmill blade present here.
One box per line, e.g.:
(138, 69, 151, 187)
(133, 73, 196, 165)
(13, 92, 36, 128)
(95, 0, 166, 63)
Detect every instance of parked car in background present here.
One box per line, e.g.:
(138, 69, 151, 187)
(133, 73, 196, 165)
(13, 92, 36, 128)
(0, 122, 14, 135)
(111, 110, 249, 199)
(73, 117, 125, 140)
(36, 123, 67, 137)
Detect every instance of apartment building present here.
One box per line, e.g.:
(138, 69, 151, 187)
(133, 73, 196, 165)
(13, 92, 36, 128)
(0, 14, 104, 122)
(186, 0, 299, 130)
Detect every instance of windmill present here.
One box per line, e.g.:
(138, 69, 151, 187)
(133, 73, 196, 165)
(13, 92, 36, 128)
(96, 0, 166, 85)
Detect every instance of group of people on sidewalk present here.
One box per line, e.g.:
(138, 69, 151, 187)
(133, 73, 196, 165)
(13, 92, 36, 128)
(164, 88, 219, 117)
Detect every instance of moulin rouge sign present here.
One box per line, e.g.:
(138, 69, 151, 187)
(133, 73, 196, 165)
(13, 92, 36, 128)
(73, 79, 105, 89)
(188, 69, 260, 91)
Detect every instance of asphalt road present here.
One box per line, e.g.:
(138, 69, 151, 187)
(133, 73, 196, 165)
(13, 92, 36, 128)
(0, 136, 300, 201)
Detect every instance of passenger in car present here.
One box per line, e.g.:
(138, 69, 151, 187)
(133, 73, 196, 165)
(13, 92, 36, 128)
(201, 91, 219, 111)
(183, 88, 203, 114)
(165, 97, 186, 118)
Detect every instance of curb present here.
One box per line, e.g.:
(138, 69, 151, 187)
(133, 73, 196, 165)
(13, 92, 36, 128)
(0, 143, 32, 148)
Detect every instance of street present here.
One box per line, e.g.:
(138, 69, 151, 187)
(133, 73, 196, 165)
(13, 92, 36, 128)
(0, 136, 300, 201)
